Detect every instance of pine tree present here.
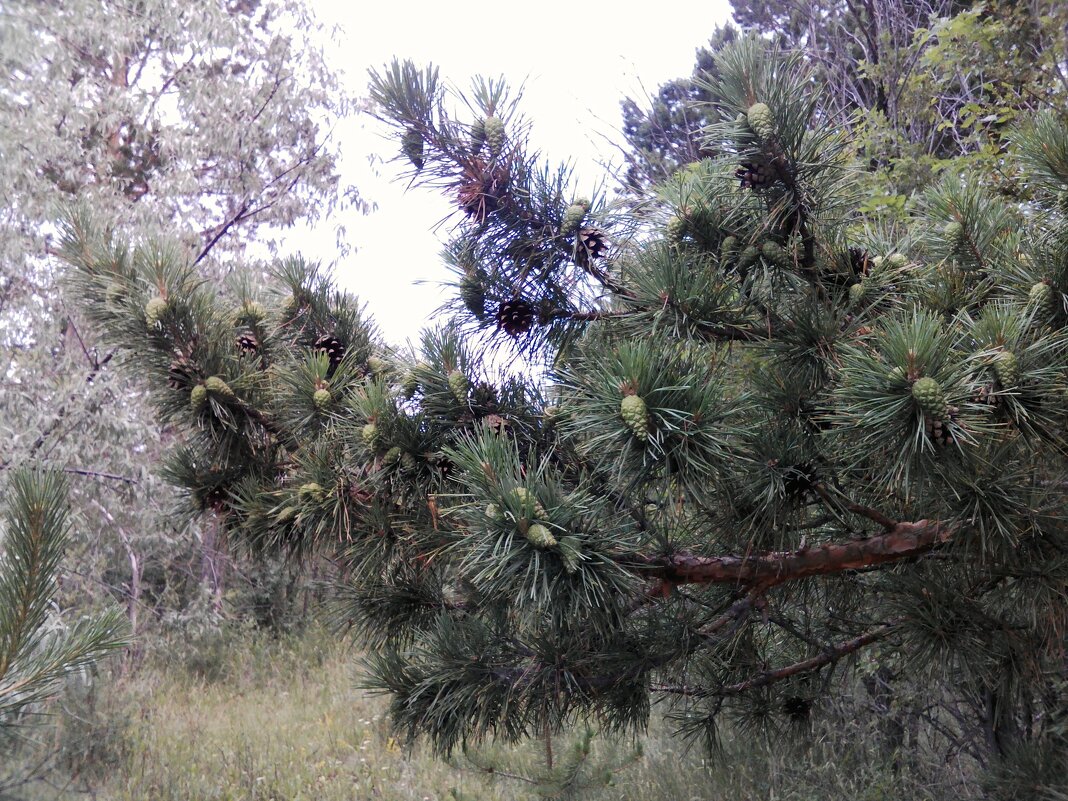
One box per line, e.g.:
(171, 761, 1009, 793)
(0, 470, 126, 730)
(62, 38, 1068, 793)
(619, 25, 735, 189)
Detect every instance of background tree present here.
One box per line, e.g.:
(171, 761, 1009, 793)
(618, 25, 735, 189)
(621, 1, 1068, 206)
(0, 0, 361, 636)
(63, 37, 1068, 796)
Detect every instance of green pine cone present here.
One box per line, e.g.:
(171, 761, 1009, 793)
(105, 283, 126, 308)
(1057, 190, 1068, 215)
(912, 376, 949, 419)
(620, 394, 650, 442)
(511, 487, 547, 520)
(400, 451, 417, 471)
(746, 102, 776, 143)
(470, 117, 486, 153)
(361, 422, 379, 448)
(459, 271, 486, 319)
(1029, 281, 1057, 320)
(558, 536, 582, 575)
(848, 282, 867, 306)
(484, 116, 505, 156)
(992, 351, 1020, 388)
(274, 506, 299, 523)
(560, 202, 588, 237)
(943, 221, 967, 255)
(720, 235, 738, 264)
(665, 216, 688, 244)
(685, 206, 717, 242)
(887, 253, 908, 269)
(298, 482, 325, 501)
(737, 245, 760, 271)
(383, 446, 402, 466)
(282, 294, 305, 320)
(448, 369, 469, 402)
(204, 376, 235, 400)
(761, 241, 793, 269)
(144, 295, 169, 327)
(402, 370, 420, 398)
(313, 388, 332, 409)
(366, 356, 389, 376)
(524, 522, 558, 549)
(233, 301, 265, 326)
(402, 128, 424, 169)
(190, 384, 208, 411)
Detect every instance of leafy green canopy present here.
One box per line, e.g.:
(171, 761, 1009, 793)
(64, 37, 1068, 788)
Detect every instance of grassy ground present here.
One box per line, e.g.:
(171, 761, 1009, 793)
(1, 623, 973, 801)
(57, 627, 505, 801)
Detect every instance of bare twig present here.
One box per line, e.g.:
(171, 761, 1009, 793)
(717, 619, 903, 695)
(0, 465, 138, 485)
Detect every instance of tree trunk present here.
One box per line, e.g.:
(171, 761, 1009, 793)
(200, 517, 227, 614)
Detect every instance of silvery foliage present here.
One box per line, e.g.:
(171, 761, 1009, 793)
(0, 0, 360, 614)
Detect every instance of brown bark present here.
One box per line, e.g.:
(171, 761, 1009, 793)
(640, 519, 955, 589)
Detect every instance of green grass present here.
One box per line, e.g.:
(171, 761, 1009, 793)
(2, 623, 980, 801)
(74, 628, 505, 801)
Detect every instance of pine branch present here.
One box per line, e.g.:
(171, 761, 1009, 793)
(652, 620, 902, 699)
(716, 619, 903, 695)
(637, 519, 956, 589)
(0, 470, 127, 725)
(813, 483, 897, 530)
(0, 466, 138, 485)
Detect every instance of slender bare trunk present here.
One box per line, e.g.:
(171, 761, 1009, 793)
(200, 516, 227, 614)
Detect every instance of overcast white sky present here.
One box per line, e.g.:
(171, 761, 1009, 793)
(295, 0, 733, 346)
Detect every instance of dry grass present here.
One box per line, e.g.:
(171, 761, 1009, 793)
(90, 628, 505, 801)
(3, 623, 972, 801)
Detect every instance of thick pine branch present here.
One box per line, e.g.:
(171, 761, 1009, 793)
(638, 520, 956, 589)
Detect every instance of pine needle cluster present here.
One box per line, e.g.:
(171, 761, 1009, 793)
(0, 470, 126, 733)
